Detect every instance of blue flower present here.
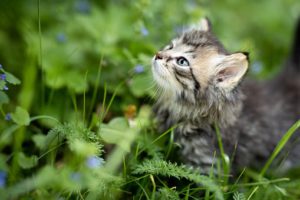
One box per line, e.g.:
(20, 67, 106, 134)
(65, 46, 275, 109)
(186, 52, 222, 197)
(5, 113, 11, 121)
(134, 65, 145, 74)
(56, 33, 67, 43)
(251, 61, 263, 74)
(86, 156, 105, 169)
(140, 26, 149, 36)
(3, 85, 8, 91)
(74, 0, 91, 14)
(70, 172, 81, 182)
(0, 171, 7, 188)
(0, 64, 2, 70)
(0, 74, 6, 80)
(174, 26, 187, 35)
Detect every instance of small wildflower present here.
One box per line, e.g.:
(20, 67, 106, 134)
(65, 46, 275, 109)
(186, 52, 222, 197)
(56, 33, 67, 43)
(70, 172, 81, 182)
(5, 113, 11, 121)
(134, 64, 145, 74)
(0, 64, 2, 70)
(124, 104, 137, 119)
(174, 26, 188, 35)
(74, 0, 91, 14)
(0, 74, 6, 80)
(251, 61, 263, 74)
(0, 171, 7, 188)
(3, 85, 8, 91)
(86, 156, 105, 169)
(140, 26, 149, 36)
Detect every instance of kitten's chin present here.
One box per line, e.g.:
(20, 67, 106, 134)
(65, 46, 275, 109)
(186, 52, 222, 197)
(151, 59, 171, 90)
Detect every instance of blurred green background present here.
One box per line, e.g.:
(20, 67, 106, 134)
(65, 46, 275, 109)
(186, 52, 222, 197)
(0, 0, 299, 199)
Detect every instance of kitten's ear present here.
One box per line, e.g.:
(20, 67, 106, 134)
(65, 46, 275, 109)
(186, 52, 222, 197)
(199, 17, 211, 32)
(214, 53, 249, 90)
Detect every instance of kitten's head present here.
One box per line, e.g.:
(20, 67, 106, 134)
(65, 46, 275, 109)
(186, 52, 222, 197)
(152, 18, 249, 106)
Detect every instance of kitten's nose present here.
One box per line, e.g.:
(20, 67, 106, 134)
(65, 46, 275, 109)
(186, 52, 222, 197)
(155, 52, 163, 60)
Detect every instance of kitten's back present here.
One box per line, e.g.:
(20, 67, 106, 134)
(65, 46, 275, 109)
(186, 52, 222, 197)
(228, 19, 300, 170)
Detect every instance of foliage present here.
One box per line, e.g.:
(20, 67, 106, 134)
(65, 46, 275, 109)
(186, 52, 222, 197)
(133, 159, 223, 199)
(0, 0, 300, 199)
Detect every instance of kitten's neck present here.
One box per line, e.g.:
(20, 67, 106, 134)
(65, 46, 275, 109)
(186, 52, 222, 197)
(157, 87, 244, 128)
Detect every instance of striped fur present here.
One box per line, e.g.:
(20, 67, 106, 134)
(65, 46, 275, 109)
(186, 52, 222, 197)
(152, 18, 300, 174)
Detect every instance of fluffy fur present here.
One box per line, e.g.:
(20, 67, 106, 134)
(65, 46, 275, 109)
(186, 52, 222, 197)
(152, 18, 300, 174)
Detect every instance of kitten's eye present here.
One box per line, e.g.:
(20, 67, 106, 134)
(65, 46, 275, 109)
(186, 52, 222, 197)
(176, 57, 189, 67)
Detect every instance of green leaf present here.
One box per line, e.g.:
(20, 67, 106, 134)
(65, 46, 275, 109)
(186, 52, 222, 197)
(69, 139, 99, 156)
(0, 91, 9, 106)
(0, 81, 5, 90)
(32, 134, 47, 150)
(17, 152, 38, 169)
(106, 117, 128, 131)
(100, 117, 137, 151)
(136, 105, 151, 127)
(0, 154, 8, 171)
(133, 159, 224, 200)
(5, 72, 21, 85)
(158, 188, 180, 200)
(11, 106, 30, 126)
(260, 120, 300, 177)
(129, 73, 153, 97)
(233, 192, 246, 200)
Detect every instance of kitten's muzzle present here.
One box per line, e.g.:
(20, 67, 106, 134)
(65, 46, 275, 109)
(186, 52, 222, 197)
(155, 52, 163, 60)
(155, 52, 172, 62)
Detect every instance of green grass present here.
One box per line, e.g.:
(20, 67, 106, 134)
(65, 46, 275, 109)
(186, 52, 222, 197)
(0, 0, 300, 199)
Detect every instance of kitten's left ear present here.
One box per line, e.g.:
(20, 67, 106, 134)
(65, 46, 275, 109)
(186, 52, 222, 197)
(199, 17, 211, 32)
(214, 53, 249, 91)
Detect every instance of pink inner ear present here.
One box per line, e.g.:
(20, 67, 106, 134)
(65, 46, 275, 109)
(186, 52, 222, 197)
(217, 67, 239, 82)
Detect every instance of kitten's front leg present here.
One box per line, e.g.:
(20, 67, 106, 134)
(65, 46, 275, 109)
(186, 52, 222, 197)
(175, 124, 217, 173)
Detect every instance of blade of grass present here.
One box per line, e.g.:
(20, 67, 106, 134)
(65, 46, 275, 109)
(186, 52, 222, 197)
(101, 82, 124, 122)
(135, 181, 151, 200)
(135, 142, 140, 160)
(83, 71, 88, 125)
(38, 0, 44, 108)
(123, 155, 127, 178)
(136, 125, 177, 157)
(232, 177, 290, 187)
(155, 176, 169, 188)
(151, 125, 177, 145)
(247, 186, 259, 200)
(150, 175, 156, 200)
(205, 151, 217, 200)
(99, 82, 107, 124)
(214, 122, 230, 185)
(260, 120, 300, 177)
(122, 174, 150, 186)
(30, 115, 60, 123)
(229, 167, 246, 191)
(98, 81, 125, 131)
(70, 90, 78, 122)
(165, 129, 175, 159)
(37, 142, 65, 160)
(88, 56, 103, 121)
(184, 184, 190, 200)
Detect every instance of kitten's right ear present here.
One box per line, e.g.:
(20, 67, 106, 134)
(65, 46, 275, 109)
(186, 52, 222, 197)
(199, 17, 211, 32)
(214, 53, 249, 91)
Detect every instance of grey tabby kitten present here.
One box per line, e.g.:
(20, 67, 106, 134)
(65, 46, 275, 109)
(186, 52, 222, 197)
(152, 18, 300, 174)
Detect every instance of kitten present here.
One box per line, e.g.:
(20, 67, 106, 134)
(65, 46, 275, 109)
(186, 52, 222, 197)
(152, 18, 300, 174)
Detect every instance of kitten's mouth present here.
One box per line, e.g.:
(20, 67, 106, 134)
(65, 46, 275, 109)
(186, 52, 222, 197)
(152, 57, 172, 88)
(152, 60, 161, 77)
(152, 58, 165, 76)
